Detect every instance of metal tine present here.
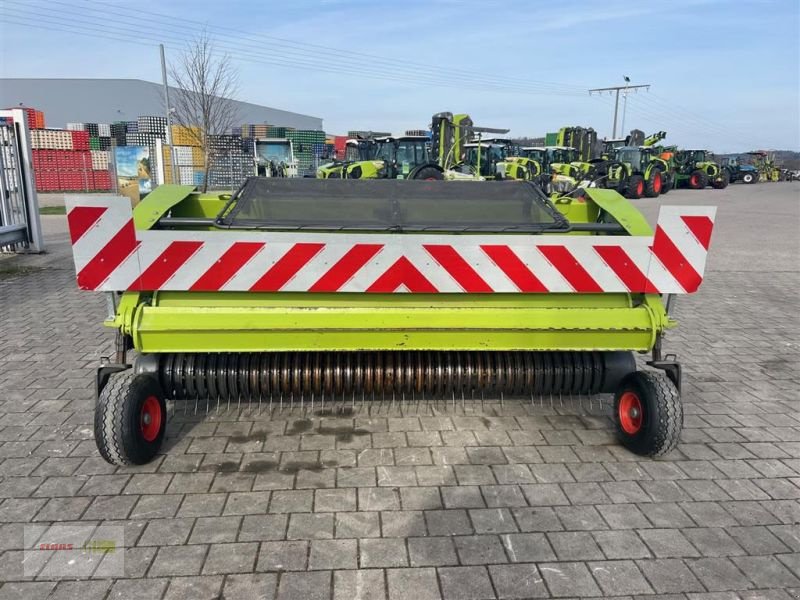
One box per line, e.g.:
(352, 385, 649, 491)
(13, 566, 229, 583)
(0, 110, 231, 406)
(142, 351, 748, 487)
(226, 391, 231, 414)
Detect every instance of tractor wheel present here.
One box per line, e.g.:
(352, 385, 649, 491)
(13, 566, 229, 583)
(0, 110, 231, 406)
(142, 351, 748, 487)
(95, 370, 167, 465)
(645, 169, 662, 198)
(626, 175, 645, 199)
(711, 172, 729, 189)
(688, 169, 708, 189)
(614, 371, 682, 457)
(742, 172, 756, 184)
(660, 173, 673, 195)
(414, 167, 444, 181)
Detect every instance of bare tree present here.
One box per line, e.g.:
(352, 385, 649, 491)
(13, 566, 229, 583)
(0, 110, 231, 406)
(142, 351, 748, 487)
(169, 31, 239, 192)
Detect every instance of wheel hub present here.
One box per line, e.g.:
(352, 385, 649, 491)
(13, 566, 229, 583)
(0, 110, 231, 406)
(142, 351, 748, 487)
(140, 396, 162, 442)
(619, 391, 643, 434)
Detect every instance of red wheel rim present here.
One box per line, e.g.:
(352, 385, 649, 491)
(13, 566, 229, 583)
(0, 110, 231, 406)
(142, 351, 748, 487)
(425, 177, 437, 181)
(619, 391, 643, 435)
(140, 396, 162, 442)
(654, 175, 662, 193)
(636, 181, 644, 196)
(690, 174, 698, 187)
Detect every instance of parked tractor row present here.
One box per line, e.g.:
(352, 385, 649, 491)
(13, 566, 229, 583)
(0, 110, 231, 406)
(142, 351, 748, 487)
(313, 113, 789, 199)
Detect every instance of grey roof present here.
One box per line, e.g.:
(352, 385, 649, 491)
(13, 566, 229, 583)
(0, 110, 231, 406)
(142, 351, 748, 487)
(0, 78, 322, 130)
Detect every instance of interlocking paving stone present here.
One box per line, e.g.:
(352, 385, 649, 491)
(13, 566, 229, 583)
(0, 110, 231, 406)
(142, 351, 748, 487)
(438, 565, 496, 600)
(1, 188, 799, 597)
(333, 569, 387, 600)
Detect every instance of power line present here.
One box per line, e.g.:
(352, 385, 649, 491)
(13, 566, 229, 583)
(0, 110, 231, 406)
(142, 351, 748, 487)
(4, 0, 589, 98)
(0, 10, 587, 100)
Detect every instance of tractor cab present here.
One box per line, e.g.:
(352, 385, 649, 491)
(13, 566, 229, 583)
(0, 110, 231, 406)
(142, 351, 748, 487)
(677, 149, 709, 165)
(343, 135, 443, 180)
(462, 139, 512, 179)
(614, 146, 656, 172)
(255, 139, 298, 178)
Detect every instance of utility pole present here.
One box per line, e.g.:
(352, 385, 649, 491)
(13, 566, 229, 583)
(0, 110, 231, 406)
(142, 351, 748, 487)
(589, 78, 650, 138)
(160, 44, 177, 184)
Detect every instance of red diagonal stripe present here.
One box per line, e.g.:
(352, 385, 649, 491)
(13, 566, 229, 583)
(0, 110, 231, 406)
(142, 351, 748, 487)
(366, 256, 438, 293)
(538, 245, 603, 292)
(67, 206, 106, 244)
(309, 244, 383, 292)
(481, 245, 548, 292)
(190, 242, 265, 291)
(681, 215, 714, 250)
(76, 219, 140, 290)
(423, 245, 492, 292)
(129, 241, 203, 291)
(594, 245, 657, 293)
(250, 243, 324, 291)
(652, 225, 703, 292)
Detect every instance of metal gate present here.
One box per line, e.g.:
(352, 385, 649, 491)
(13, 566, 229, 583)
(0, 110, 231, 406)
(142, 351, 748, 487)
(0, 108, 44, 253)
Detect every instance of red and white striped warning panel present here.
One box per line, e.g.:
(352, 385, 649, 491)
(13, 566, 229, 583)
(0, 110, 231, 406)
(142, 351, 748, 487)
(66, 196, 715, 294)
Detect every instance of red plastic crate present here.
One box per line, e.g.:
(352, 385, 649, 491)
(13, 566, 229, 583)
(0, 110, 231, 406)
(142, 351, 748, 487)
(71, 130, 89, 150)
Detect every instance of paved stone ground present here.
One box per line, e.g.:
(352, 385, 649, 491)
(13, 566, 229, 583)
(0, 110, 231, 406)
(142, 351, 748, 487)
(1, 184, 798, 599)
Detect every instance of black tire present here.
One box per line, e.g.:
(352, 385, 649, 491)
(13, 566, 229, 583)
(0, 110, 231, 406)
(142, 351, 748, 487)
(742, 172, 756, 184)
(95, 370, 167, 465)
(614, 371, 682, 457)
(626, 175, 645, 199)
(688, 169, 708, 189)
(645, 169, 662, 198)
(660, 173, 673, 195)
(413, 166, 444, 181)
(711, 172, 729, 189)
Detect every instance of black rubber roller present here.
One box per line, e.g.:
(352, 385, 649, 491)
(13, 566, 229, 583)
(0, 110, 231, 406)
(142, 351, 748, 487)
(153, 351, 635, 401)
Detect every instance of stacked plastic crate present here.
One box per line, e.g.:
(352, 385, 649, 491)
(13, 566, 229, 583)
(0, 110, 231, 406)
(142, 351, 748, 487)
(30, 127, 112, 191)
(5, 106, 43, 129)
(110, 122, 127, 147)
(348, 130, 391, 138)
(332, 135, 348, 160)
(169, 126, 205, 185)
(208, 134, 252, 189)
(287, 129, 326, 174)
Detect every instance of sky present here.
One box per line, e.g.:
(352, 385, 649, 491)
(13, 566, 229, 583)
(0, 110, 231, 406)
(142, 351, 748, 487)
(1, 0, 799, 152)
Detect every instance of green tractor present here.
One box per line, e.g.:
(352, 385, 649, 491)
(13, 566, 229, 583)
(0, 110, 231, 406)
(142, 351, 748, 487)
(429, 112, 512, 181)
(458, 138, 539, 181)
(506, 147, 597, 195)
(319, 135, 443, 180)
(316, 138, 377, 179)
(604, 146, 670, 199)
(673, 150, 729, 189)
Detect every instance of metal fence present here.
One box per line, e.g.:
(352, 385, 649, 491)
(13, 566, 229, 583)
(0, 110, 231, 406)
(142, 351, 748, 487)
(0, 109, 44, 253)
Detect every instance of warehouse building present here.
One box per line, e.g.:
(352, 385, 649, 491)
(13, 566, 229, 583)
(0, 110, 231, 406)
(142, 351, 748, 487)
(0, 78, 322, 130)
